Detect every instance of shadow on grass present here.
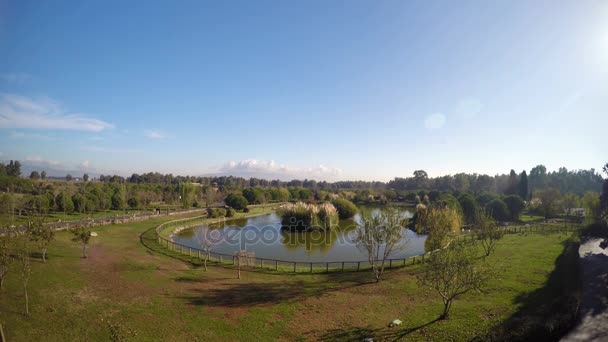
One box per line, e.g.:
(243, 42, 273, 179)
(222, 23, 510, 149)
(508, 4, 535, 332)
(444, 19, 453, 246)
(317, 318, 440, 342)
(178, 271, 375, 307)
(474, 236, 582, 342)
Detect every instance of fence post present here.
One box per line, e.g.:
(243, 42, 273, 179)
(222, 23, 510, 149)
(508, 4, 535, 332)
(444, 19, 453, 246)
(310, 263, 313, 273)
(326, 262, 329, 273)
(403, 258, 406, 265)
(261, 258, 264, 269)
(357, 262, 360, 271)
(189, 248, 191, 257)
(219, 255, 222, 264)
(275, 260, 278, 271)
(197, 250, 200, 259)
(389, 259, 392, 269)
(293, 262, 297, 273)
(342, 262, 345, 272)
(413, 256, 416, 265)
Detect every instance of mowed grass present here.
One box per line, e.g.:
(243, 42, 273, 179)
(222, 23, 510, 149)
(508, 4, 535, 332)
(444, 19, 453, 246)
(0, 214, 579, 341)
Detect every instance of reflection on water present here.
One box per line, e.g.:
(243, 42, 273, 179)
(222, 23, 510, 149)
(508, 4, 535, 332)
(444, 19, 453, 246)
(172, 205, 427, 262)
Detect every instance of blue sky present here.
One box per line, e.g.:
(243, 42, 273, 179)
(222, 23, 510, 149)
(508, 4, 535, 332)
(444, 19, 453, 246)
(0, 0, 607, 181)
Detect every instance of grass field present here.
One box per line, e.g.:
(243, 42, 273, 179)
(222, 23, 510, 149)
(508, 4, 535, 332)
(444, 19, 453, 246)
(0, 213, 580, 341)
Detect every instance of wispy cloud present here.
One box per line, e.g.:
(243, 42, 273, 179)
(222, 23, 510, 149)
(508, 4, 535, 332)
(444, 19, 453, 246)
(80, 146, 142, 153)
(144, 130, 168, 139)
(9, 131, 52, 140)
(0, 94, 113, 131)
(88, 136, 105, 141)
(424, 113, 447, 130)
(0, 72, 33, 85)
(219, 159, 343, 181)
(24, 156, 63, 168)
(79, 160, 91, 170)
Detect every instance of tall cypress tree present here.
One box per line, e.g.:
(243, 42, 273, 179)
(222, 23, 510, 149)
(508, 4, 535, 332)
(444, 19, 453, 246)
(518, 170, 529, 200)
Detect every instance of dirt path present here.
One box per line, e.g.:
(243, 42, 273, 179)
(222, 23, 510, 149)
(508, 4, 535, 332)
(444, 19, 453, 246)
(561, 238, 608, 341)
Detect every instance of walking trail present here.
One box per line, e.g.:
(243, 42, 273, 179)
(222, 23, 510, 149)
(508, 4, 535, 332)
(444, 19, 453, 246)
(562, 238, 608, 341)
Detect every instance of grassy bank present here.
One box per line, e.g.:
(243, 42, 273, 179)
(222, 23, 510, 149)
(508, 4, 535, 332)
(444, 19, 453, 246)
(0, 215, 580, 341)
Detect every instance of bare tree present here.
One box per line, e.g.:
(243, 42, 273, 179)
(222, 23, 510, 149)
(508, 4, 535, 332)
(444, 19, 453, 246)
(71, 226, 91, 258)
(195, 227, 218, 271)
(355, 209, 408, 282)
(418, 242, 490, 319)
(16, 235, 32, 316)
(474, 209, 503, 257)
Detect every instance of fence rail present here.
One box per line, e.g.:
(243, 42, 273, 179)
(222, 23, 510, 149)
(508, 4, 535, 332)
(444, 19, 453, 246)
(154, 216, 583, 274)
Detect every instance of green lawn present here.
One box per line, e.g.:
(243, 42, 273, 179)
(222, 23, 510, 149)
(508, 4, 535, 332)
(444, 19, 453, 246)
(0, 214, 580, 341)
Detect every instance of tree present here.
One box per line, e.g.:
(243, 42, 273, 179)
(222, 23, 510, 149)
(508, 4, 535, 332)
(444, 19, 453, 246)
(486, 199, 510, 222)
(16, 235, 32, 316)
(111, 191, 125, 210)
(506, 169, 518, 195)
(581, 192, 601, 223)
(195, 227, 217, 271)
(355, 209, 408, 282)
(417, 241, 490, 319)
(518, 170, 528, 200)
(72, 193, 87, 213)
(503, 195, 525, 221)
(242, 187, 266, 204)
(416, 205, 462, 252)
(0, 229, 16, 290)
(331, 198, 358, 219)
(536, 188, 563, 219)
(458, 194, 478, 226)
(83, 173, 89, 182)
(65, 174, 73, 181)
(602, 164, 608, 222)
(56, 192, 75, 214)
(71, 227, 91, 258)
(127, 196, 139, 209)
(225, 194, 248, 211)
(40, 171, 47, 180)
(28, 208, 54, 263)
(29, 171, 40, 180)
(6, 160, 21, 177)
(474, 210, 503, 256)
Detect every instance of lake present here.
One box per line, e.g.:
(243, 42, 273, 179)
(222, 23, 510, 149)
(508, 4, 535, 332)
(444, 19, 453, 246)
(172, 206, 427, 263)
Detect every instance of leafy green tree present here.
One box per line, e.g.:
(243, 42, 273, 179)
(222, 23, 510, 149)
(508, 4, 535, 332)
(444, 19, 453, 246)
(458, 194, 478, 225)
(331, 198, 358, 219)
(6, 160, 21, 177)
(71, 227, 91, 258)
(416, 205, 462, 252)
(581, 192, 601, 223)
(111, 191, 125, 210)
(0, 230, 16, 289)
(518, 170, 528, 200)
(536, 188, 563, 219)
(72, 193, 88, 213)
(486, 199, 510, 222)
(355, 209, 408, 282)
(225, 194, 248, 210)
(506, 169, 518, 195)
(65, 174, 73, 181)
(56, 192, 75, 214)
(242, 187, 266, 204)
(127, 196, 139, 209)
(417, 241, 490, 319)
(83, 173, 89, 182)
(28, 210, 54, 263)
(29, 171, 40, 180)
(474, 209, 503, 256)
(16, 236, 31, 316)
(503, 195, 525, 221)
(40, 171, 47, 180)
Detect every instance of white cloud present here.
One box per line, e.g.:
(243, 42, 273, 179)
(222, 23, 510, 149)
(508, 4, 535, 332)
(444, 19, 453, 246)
(219, 159, 343, 180)
(0, 72, 33, 85)
(144, 130, 167, 139)
(24, 156, 63, 168)
(455, 98, 483, 119)
(424, 113, 447, 129)
(0, 94, 113, 131)
(9, 131, 51, 140)
(0, 152, 4, 157)
(79, 160, 91, 170)
(80, 146, 142, 153)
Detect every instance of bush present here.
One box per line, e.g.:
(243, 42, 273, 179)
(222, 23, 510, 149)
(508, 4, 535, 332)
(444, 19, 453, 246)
(225, 193, 249, 210)
(226, 207, 236, 217)
(279, 202, 338, 231)
(486, 199, 510, 222)
(331, 198, 358, 219)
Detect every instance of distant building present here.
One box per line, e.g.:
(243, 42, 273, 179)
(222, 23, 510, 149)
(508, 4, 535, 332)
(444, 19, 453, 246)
(564, 208, 585, 217)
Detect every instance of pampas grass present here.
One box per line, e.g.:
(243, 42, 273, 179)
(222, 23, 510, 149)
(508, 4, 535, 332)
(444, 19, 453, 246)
(279, 202, 339, 231)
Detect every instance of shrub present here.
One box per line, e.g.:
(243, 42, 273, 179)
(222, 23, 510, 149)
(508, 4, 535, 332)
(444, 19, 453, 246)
(225, 193, 249, 210)
(331, 198, 358, 219)
(226, 207, 236, 217)
(486, 199, 510, 222)
(279, 202, 339, 231)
